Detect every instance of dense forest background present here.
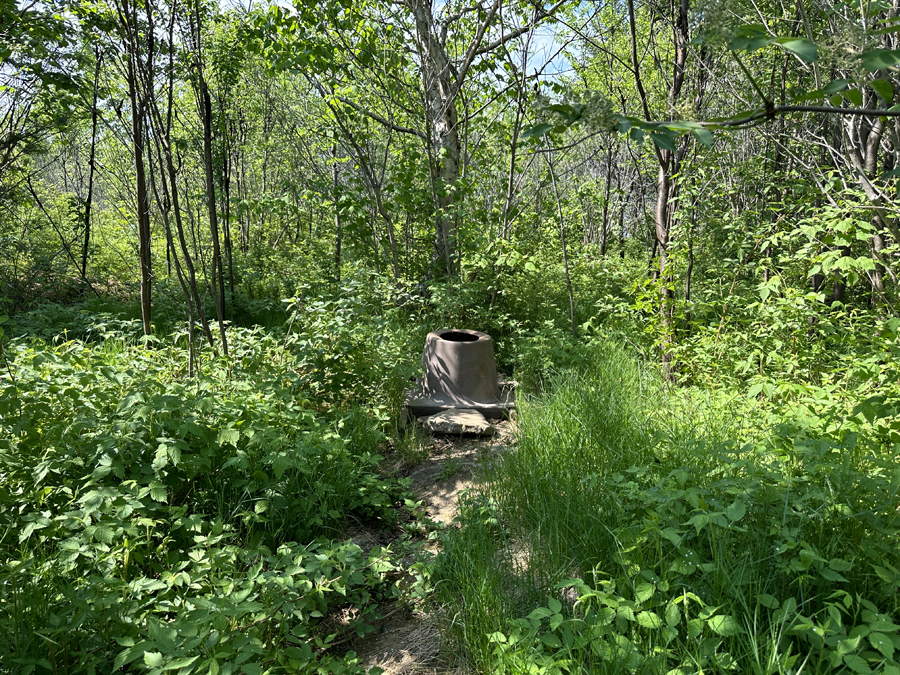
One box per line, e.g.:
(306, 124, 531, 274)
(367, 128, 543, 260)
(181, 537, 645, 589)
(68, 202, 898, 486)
(2, 0, 900, 672)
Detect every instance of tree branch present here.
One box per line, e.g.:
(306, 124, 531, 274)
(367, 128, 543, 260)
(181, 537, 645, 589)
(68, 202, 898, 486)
(472, 0, 569, 56)
(329, 91, 427, 140)
(701, 104, 900, 129)
(452, 0, 501, 100)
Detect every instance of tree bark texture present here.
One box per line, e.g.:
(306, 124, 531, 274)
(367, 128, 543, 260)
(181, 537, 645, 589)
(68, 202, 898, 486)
(117, 0, 153, 337)
(411, 0, 461, 278)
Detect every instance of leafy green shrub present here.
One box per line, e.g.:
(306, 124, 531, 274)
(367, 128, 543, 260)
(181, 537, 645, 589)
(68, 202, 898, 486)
(283, 274, 421, 419)
(0, 326, 417, 673)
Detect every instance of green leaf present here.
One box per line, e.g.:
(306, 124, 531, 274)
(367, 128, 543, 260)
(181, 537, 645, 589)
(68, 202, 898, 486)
(691, 127, 714, 147)
(820, 568, 848, 582)
(163, 655, 200, 670)
(731, 36, 771, 52)
(521, 123, 554, 139)
(545, 103, 575, 115)
(861, 49, 900, 71)
(548, 597, 562, 614)
(635, 582, 655, 603)
(869, 632, 895, 659)
(686, 513, 710, 533)
(687, 618, 704, 639)
(143, 652, 164, 667)
(871, 78, 894, 103)
(149, 481, 167, 503)
(772, 37, 818, 62)
(217, 428, 240, 447)
(637, 611, 663, 628)
(708, 614, 743, 636)
(829, 558, 853, 572)
(114, 644, 148, 671)
(528, 607, 553, 621)
(843, 654, 873, 674)
(650, 132, 677, 151)
(540, 633, 561, 648)
(663, 603, 681, 627)
(844, 88, 864, 106)
(725, 500, 747, 522)
(870, 619, 900, 632)
(823, 78, 854, 94)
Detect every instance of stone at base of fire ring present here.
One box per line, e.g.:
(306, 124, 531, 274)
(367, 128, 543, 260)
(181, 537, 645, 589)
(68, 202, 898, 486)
(418, 408, 496, 436)
(405, 386, 515, 420)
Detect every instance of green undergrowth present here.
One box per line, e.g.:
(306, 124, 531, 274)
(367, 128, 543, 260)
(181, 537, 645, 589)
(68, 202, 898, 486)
(435, 339, 900, 674)
(0, 320, 425, 674)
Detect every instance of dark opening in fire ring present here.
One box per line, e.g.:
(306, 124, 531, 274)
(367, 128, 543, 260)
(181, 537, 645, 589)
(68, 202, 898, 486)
(440, 331, 479, 342)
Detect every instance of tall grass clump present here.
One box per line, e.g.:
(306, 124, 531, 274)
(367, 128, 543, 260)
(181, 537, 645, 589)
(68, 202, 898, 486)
(436, 339, 900, 674)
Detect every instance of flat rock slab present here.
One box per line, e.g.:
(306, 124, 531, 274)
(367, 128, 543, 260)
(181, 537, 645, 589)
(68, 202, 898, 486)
(405, 387, 515, 419)
(418, 408, 495, 436)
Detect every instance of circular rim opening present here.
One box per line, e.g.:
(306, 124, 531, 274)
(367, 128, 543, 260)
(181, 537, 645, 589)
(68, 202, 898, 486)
(439, 331, 479, 342)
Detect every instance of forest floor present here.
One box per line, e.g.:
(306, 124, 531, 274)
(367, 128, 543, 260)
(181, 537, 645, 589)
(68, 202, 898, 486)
(347, 417, 517, 675)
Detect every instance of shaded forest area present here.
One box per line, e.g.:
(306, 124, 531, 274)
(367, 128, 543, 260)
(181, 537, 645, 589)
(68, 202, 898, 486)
(1, 0, 900, 672)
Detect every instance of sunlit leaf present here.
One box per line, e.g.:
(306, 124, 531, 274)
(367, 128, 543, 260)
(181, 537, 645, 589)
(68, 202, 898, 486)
(772, 37, 818, 63)
(843, 654, 873, 674)
(844, 88, 864, 106)
(869, 632, 895, 659)
(143, 652, 164, 667)
(708, 614, 743, 636)
(637, 611, 662, 628)
(691, 127, 714, 147)
(521, 123, 554, 139)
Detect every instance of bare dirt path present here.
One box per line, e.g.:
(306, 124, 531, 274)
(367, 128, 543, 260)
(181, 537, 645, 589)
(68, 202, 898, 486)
(348, 419, 515, 675)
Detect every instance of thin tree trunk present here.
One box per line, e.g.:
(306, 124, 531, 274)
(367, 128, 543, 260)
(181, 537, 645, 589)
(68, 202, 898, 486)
(147, 8, 217, 353)
(600, 148, 613, 256)
(685, 197, 696, 328)
(628, 0, 689, 379)
(149, 130, 198, 377)
(117, 0, 153, 337)
(333, 141, 341, 283)
(546, 147, 575, 339)
(411, 0, 461, 278)
(221, 121, 235, 316)
(82, 49, 102, 281)
(315, 88, 399, 282)
(190, 0, 228, 356)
